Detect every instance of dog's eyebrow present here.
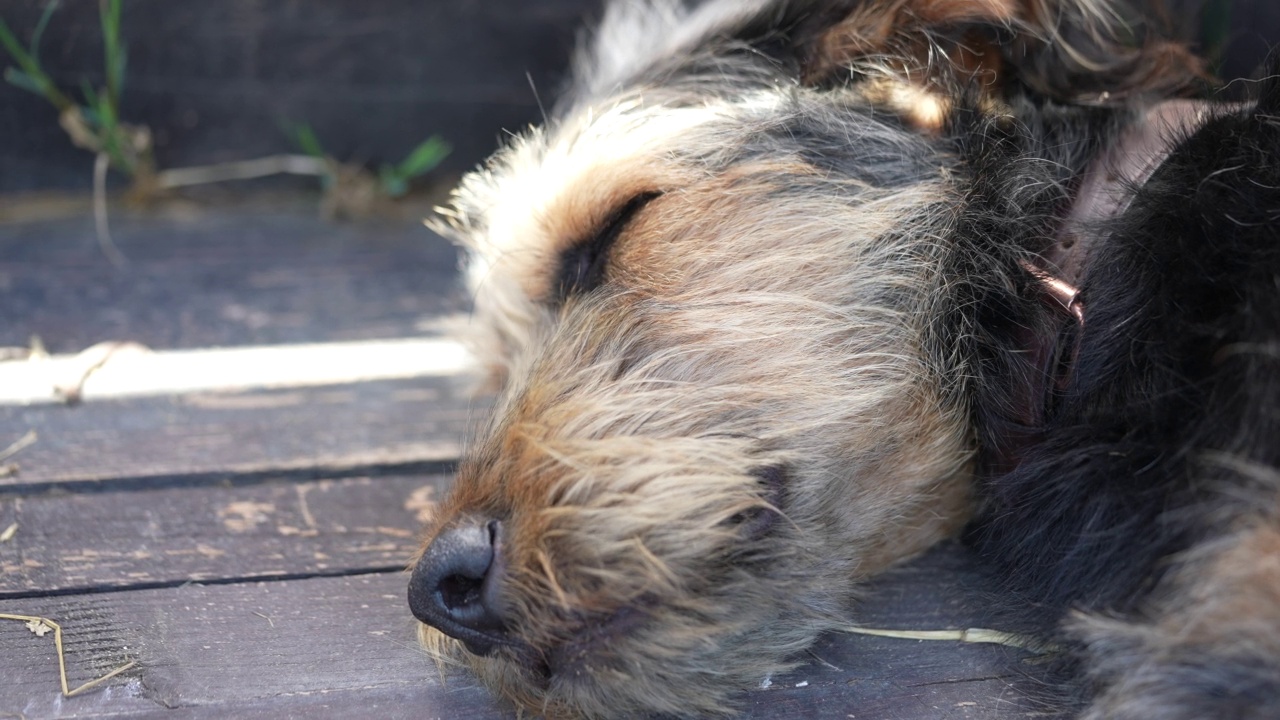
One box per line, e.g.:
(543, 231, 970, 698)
(551, 191, 662, 304)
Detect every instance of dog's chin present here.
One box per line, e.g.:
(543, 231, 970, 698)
(424, 580, 827, 717)
(543, 602, 654, 681)
(418, 623, 548, 684)
(424, 591, 750, 679)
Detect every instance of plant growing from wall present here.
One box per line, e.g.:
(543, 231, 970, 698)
(1, 0, 153, 185)
(285, 122, 451, 219)
(1, 0, 453, 239)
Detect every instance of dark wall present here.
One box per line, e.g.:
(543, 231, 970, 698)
(0, 0, 600, 193)
(2, 1, 1276, 194)
(1213, 0, 1280, 83)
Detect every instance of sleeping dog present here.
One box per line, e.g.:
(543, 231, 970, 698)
(408, 1, 1280, 717)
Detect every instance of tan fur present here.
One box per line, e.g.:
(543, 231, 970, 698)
(805, 0, 1017, 84)
(428, 80, 976, 715)
(414, 1, 1208, 717)
(805, 0, 1203, 105)
(1073, 507, 1280, 720)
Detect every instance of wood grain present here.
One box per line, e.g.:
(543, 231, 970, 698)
(0, 474, 449, 596)
(0, 572, 511, 719)
(0, 548, 1060, 719)
(0, 378, 484, 491)
(0, 211, 465, 354)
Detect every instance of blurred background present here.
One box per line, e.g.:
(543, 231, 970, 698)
(0, 0, 1276, 196)
(0, 0, 599, 194)
(0, 0, 605, 356)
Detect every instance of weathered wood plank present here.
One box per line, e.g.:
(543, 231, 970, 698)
(0, 337, 473, 405)
(741, 678, 1043, 720)
(0, 572, 511, 719)
(0, 378, 483, 491)
(50, 685, 509, 720)
(0, 474, 448, 596)
(0, 547, 1059, 719)
(0, 210, 465, 354)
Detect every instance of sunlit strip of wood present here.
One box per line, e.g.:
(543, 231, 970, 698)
(0, 338, 474, 405)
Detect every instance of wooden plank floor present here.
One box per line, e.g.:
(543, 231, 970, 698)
(0, 202, 1064, 719)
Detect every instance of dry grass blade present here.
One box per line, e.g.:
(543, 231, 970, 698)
(843, 625, 1055, 652)
(0, 613, 136, 696)
(93, 152, 126, 267)
(154, 154, 328, 188)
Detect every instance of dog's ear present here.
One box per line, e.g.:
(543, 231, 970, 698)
(998, 0, 1210, 103)
(570, 1, 1206, 115)
(795, 0, 1208, 103)
(798, 0, 1019, 87)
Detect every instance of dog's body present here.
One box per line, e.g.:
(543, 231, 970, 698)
(408, 1, 1280, 717)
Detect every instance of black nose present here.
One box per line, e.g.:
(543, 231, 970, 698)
(408, 519, 508, 655)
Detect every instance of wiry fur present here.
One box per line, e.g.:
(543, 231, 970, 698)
(969, 67, 1280, 714)
(437, 77, 975, 717)
(411, 0, 1280, 717)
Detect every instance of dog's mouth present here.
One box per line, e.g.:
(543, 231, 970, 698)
(429, 495, 787, 688)
(415, 592, 661, 690)
(543, 599, 657, 681)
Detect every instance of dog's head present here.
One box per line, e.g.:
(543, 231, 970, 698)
(409, 1, 1201, 716)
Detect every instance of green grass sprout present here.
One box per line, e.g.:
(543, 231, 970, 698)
(0, 0, 149, 178)
(0, 0, 74, 111)
(285, 121, 327, 160)
(3, 1, 450, 223)
(379, 135, 451, 198)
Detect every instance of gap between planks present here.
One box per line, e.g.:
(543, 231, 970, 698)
(0, 474, 449, 596)
(0, 551, 1057, 720)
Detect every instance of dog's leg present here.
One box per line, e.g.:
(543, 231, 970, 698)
(1073, 507, 1280, 719)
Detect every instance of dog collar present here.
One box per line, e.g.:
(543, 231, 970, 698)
(1020, 259, 1084, 326)
(986, 101, 1211, 476)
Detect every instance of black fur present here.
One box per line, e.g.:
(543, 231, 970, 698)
(966, 59, 1280, 711)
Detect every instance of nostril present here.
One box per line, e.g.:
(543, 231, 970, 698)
(409, 519, 509, 654)
(440, 573, 484, 615)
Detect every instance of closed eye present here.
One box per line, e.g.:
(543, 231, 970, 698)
(552, 192, 661, 304)
(726, 465, 787, 541)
